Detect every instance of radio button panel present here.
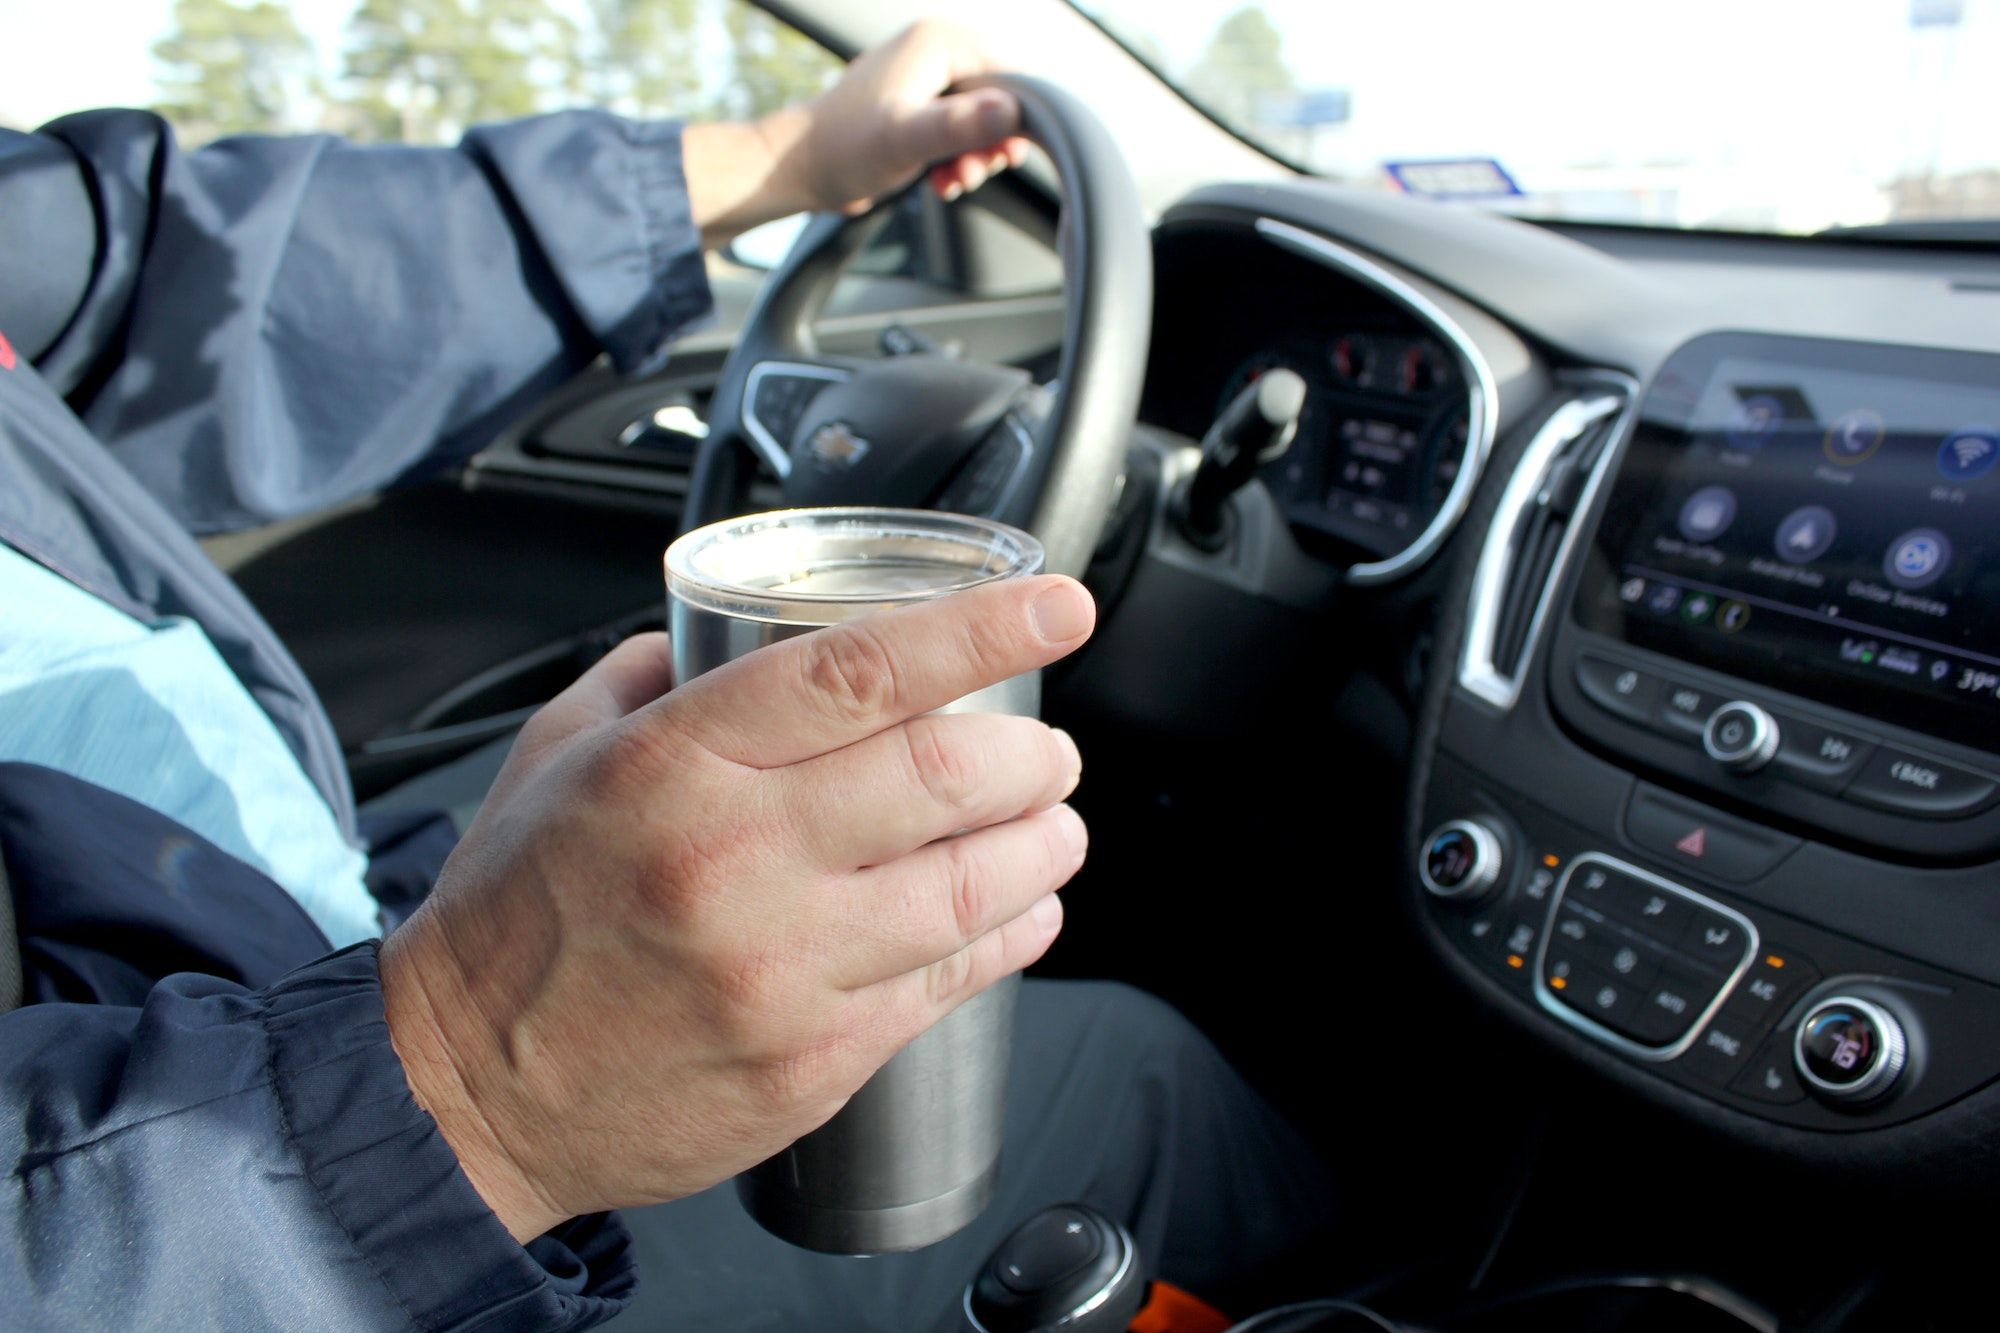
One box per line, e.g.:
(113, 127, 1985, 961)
(1567, 647, 2000, 829)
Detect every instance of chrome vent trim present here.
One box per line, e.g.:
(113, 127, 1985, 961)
(1458, 376, 1639, 710)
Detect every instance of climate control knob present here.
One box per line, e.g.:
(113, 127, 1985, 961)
(1794, 996, 1908, 1104)
(1419, 819, 1504, 903)
(1704, 700, 1780, 773)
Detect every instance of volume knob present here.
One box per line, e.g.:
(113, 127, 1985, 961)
(1704, 701, 1780, 773)
(1419, 819, 1504, 904)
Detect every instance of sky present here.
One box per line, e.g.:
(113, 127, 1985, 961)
(1, 0, 356, 126)
(5, 0, 1997, 228)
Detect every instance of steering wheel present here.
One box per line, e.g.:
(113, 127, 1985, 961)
(682, 74, 1151, 580)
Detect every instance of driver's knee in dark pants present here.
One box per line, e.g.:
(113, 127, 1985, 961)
(611, 980, 1335, 1331)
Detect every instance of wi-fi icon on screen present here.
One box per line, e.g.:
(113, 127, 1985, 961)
(1939, 428, 2000, 481)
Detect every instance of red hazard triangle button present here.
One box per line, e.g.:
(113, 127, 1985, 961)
(1675, 827, 1708, 858)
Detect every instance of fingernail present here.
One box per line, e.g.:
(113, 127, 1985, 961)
(941, 181, 964, 202)
(1054, 803, 1088, 856)
(963, 164, 989, 194)
(1031, 581, 1093, 643)
(1050, 726, 1082, 776)
(1031, 894, 1064, 932)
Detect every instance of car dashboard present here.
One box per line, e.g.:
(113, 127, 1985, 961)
(1133, 183, 2000, 1187)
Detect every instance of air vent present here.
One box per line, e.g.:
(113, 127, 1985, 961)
(1460, 386, 1633, 709)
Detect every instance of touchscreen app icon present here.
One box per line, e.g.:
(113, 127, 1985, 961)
(1824, 409, 1886, 466)
(1938, 428, 2000, 481)
(1728, 395, 1783, 450)
(1774, 505, 1837, 565)
(1678, 485, 1737, 543)
(1884, 528, 1952, 591)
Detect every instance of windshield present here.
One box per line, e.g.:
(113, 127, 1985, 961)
(1072, 0, 2000, 236)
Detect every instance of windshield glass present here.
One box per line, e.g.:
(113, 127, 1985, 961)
(1072, 0, 2000, 235)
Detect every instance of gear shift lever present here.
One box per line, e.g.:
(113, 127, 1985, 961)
(964, 1204, 1145, 1333)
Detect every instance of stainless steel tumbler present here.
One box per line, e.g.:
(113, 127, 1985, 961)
(663, 508, 1046, 1255)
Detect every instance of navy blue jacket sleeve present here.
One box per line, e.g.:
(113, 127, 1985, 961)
(2, 943, 637, 1329)
(26, 109, 714, 533)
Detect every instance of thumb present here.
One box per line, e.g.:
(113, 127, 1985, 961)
(899, 86, 1020, 169)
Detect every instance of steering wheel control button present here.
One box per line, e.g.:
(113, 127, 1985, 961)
(1575, 655, 1663, 725)
(1420, 819, 1504, 902)
(1772, 715, 1877, 792)
(1844, 746, 2000, 818)
(1624, 785, 1801, 883)
(1795, 997, 1908, 1104)
(1703, 701, 1780, 773)
(1730, 1039, 1808, 1106)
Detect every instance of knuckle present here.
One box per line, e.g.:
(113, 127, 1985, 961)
(802, 625, 902, 726)
(924, 945, 979, 1009)
(902, 719, 981, 815)
(941, 838, 992, 942)
(752, 1028, 852, 1116)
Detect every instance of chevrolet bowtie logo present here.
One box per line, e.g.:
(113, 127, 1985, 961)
(806, 421, 871, 470)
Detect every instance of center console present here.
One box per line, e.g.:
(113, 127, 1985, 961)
(1414, 340, 2000, 1150)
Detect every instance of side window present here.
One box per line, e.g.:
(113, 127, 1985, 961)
(4, 0, 959, 289)
(135, 0, 841, 147)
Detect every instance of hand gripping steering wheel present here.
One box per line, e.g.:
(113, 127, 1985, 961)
(682, 73, 1152, 579)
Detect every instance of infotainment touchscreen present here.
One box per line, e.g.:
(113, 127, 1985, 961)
(1573, 332, 2000, 755)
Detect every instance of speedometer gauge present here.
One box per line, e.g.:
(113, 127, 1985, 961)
(1330, 334, 1380, 388)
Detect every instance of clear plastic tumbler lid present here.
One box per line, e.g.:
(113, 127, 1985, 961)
(665, 508, 1045, 626)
